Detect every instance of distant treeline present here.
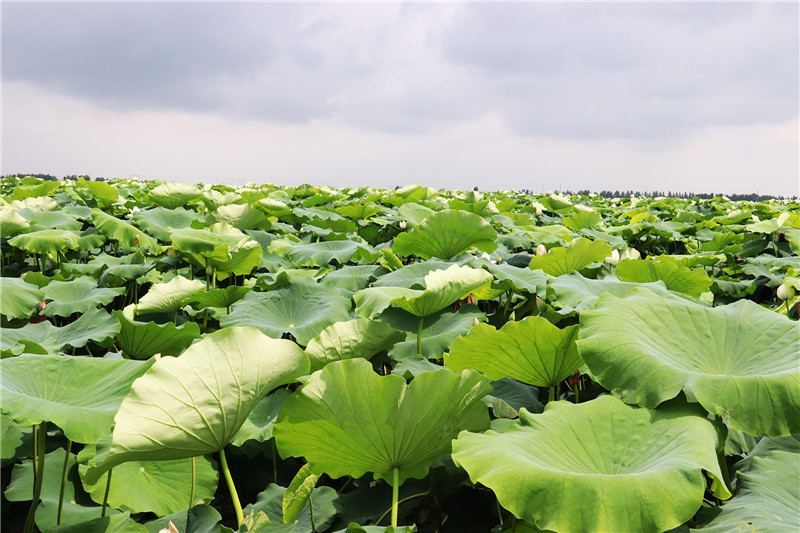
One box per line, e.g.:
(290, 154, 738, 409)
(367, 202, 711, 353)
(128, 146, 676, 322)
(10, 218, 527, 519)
(5, 174, 796, 201)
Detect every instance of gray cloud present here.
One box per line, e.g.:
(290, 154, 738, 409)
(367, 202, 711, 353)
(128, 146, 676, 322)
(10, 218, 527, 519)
(2, 2, 797, 140)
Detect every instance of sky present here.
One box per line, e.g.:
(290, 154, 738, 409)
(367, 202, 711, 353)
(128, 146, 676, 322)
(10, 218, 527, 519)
(2, 1, 798, 196)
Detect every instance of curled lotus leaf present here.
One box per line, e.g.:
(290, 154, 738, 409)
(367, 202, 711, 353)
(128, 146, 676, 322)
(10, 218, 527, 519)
(452, 395, 730, 533)
(305, 318, 406, 371)
(0, 277, 45, 319)
(0, 354, 153, 443)
(445, 315, 581, 388)
(8, 229, 80, 259)
(354, 264, 493, 319)
(135, 275, 206, 315)
(41, 277, 126, 317)
(528, 237, 611, 277)
(615, 258, 711, 297)
(92, 209, 158, 248)
(577, 287, 800, 436)
(392, 209, 497, 260)
(83, 327, 309, 484)
(148, 182, 202, 209)
(274, 358, 492, 485)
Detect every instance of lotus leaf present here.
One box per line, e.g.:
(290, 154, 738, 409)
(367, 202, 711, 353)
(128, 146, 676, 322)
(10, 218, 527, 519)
(115, 311, 202, 359)
(229, 389, 292, 447)
(452, 395, 729, 533)
(392, 209, 497, 259)
(81, 453, 218, 517)
(479, 261, 547, 296)
(694, 437, 799, 531)
(1, 307, 120, 355)
(17, 208, 82, 232)
(382, 304, 485, 360)
(319, 264, 386, 294)
(210, 203, 270, 230)
(184, 285, 252, 310)
(170, 226, 262, 276)
(305, 318, 406, 371)
(0, 207, 31, 237)
(11, 180, 59, 200)
(371, 260, 453, 288)
(615, 258, 712, 297)
(41, 278, 126, 317)
(142, 504, 223, 533)
(135, 275, 206, 314)
(577, 287, 800, 435)
(80, 178, 119, 206)
(549, 272, 670, 312)
(527, 237, 611, 277)
(0, 354, 153, 443)
(131, 207, 200, 242)
(243, 484, 337, 533)
(84, 327, 309, 483)
(8, 229, 80, 259)
(354, 264, 493, 319)
(92, 209, 157, 248)
(445, 316, 581, 388)
(0, 277, 45, 319)
(148, 182, 202, 209)
(221, 279, 351, 344)
(273, 358, 492, 485)
(5, 448, 122, 530)
(45, 512, 146, 533)
(283, 240, 376, 267)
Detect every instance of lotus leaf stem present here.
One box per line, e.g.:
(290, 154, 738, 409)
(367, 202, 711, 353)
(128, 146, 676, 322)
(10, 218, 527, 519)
(23, 422, 47, 533)
(57, 439, 72, 524)
(309, 495, 316, 532)
(31, 424, 39, 488)
(548, 385, 555, 403)
(190, 456, 196, 508)
(101, 468, 112, 517)
(377, 488, 432, 526)
(417, 316, 424, 357)
(391, 467, 400, 527)
(219, 447, 244, 528)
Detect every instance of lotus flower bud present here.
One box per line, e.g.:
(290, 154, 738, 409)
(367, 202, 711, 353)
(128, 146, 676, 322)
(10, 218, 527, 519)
(166, 248, 176, 257)
(535, 207, 543, 215)
(604, 249, 620, 266)
(398, 220, 407, 229)
(509, 310, 516, 321)
(473, 317, 480, 327)
(480, 252, 492, 261)
(777, 283, 795, 301)
(536, 244, 547, 256)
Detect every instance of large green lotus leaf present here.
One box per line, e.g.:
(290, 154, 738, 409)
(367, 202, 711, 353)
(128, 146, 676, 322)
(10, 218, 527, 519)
(201, 189, 243, 211)
(1, 307, 120, 354)
(41, 277, 126, 317)
(115, 311, 202, 359)
(229, 388, 292, 446)
(396, 202, 434, 227)
(274, 358, 492, 485)
(82, 453, 218, 517)
(17, 208, 82, 231)
(445, 316, 581, 387)
(0, 354, 153, 443)
(0, 206, 30, 237)
(452, 395, 729, 533)
(305, 318, 406, 371)
(577, 287, 800, 436)
(184, 285, 252, 310)
(0, 277, 45, 319)
(694, 440, 799, 532)
(8, 229, 81, 258)
(92, 209, 158, 248)
(528, 237, 611, 276)
(45, 512, 146, 533)
(148, 182, 202, 209)
(83, 327, 309, 484)
(10, 179, 60, 200)
(615, 258, 712, 297)
(283, 240, 376, 267)
(210, 203, 270, 230)
(221, 279, 351, 344)
(5, 448, 122, 530)
(561, 210, 603, 231)
(392, 209, 498, 259)
(353, 264, 493, 319)
(135, 275, 206, 314)
(549, 272, 670, 312)
(131, 207, 200, 242)
(381, 304, 485, 360)
(319, 264, 386, 294)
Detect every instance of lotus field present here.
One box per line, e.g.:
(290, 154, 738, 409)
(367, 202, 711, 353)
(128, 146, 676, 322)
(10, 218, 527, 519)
(1, 175, 799, 533)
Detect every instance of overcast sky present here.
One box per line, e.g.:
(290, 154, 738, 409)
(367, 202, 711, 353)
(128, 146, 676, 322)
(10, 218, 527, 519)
(2, 1, 798, 196)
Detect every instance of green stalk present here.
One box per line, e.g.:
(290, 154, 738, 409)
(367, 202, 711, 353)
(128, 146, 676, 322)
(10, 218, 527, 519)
(57, 439, 72, 524)
(219, 447, 244, 528)
(417, 316, 424, 357)
(31, 424, 39, 489)
(391, 467, 399, 528)
(101, 469, 112, 517)
(309, 495, 316, 532)
(23, 422, 47, 533)
(189, 456, 196, 508)
(548, 386, 555, 403)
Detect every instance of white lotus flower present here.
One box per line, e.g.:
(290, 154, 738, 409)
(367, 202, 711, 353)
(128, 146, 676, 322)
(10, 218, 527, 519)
(480, 252, 492, 261)
(777, 283, 795, 301)
(604, 249, 620, 266)
(536, 244, 547, 256)
(535, 207, 543, 215)
(399, 220, 407, 229)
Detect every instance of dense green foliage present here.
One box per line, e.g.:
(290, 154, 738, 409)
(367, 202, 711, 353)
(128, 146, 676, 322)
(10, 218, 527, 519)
(1, 175, 798, 532)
